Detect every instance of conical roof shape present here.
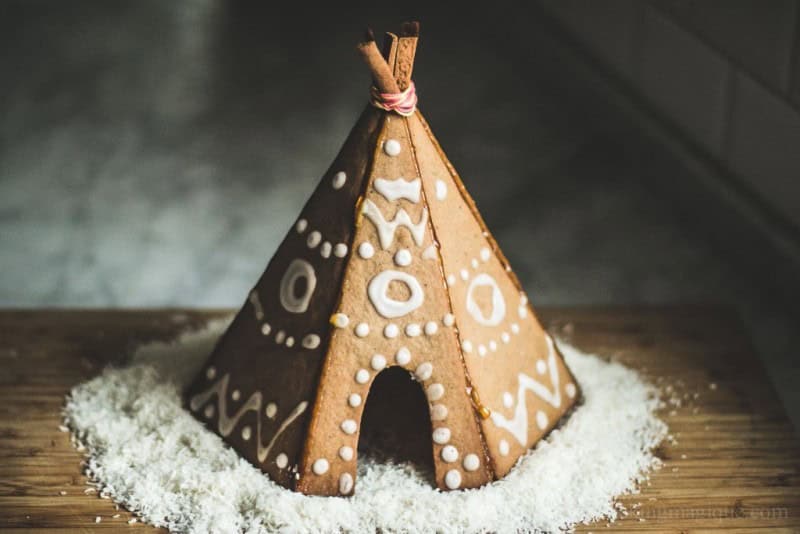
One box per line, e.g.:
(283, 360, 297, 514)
(186, 23, 580, 496)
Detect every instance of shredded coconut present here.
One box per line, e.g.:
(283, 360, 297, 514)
(64, 320, 666, 533)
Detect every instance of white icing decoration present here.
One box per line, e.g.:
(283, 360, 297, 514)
(490, 336, 562, 446)
(341, 419, 357, 435)
(348, 393, 362, 408)
(462, 340, 473, 353)
(394, 248, 412, 267)
(460, 269, 469, 281)
(276, 453, 288, 468)
(499, 439, 510, 456)
(374, 177, 421, 203)
(446, 274, 456, 286)
(241, 426, 252, 441)
(518, 305, 528, 319)
(313, 458, 329, 475)
(422, 244, 437, 260)
(463, 454, 480, 472)
(306, 231, 322, 248)
(395, 347, 411, 365)
(536, 410, 548, 430)
(265, 403, 277, 419)
(320, 242, 332, 258)
(339, 473, 354, 494)
(445, 469, 461, 489)
(465, 273, 506, 326)
(443, 313, 455, 327)
(332, 313, 349, 328)
(511, 323, 520, 334)
(405, 323, 421, 337)
(355, 369, 369, 384)
(249, 290, 264, 320)
(565, 383, 577, 398)
(371, 354, 387, 371)
(432, 427, 451, 444)
(536, 360, 547, 375)
(332, 171, 346, 189)
(231, 390, 241, 401)
(204, 404, 214, 418)
(441, 445, 458, 463)
(503, 392, 513, 408)
(480, 247, 491, 261)
(384, 139, 401, 156)
(520, 294, 528, 305)
(478, 344, 487, 357)
(206, 367, 216, 380)
(358, 242, 375, 259)
(339, 446, 354, 461)
(489, 340, 497, 352)
(415, 362, 433, 381)
(427, 383, 445, 401)
(471, 258, 479, 269)
(435, 179, 447, 200)
(334, 243, 348, 258)
(285, 336, 295, 348)
(424, 321, 438, 336)
(295, 219, 308, 233)
(431, 404, 448, 421)
(368, 270, 424, 319)
(384, 323, 399, 338)
(361, 199, 427, 249)
(261, 323, 272, 336)
(279, 259, 317, 314)
(355, 323, 370, 337)
(189, 375, 307, 463)
(501, 332, 510, 343)
(302, 334, 320, 349)
(275, 330, 286, 344)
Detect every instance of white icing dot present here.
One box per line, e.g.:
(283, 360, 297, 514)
(355, 369, 369, 384)
(265, 402, 277, 419)
(203, 404, 214, 418)
(339, 472, 354, 494)
(489, 340, 497, 352)
(480, 247, 491, 261)
(285, 336, 295, 348)
(261, 323, 272, 336)
(435, 179, 447, 200)
(446, 274, 456, 286)
(432, 427, 451, 444)
(445, 469, 462, 489)
(307, 231, 322, 248)
(331, 313, 349, 328)
(339, 446, 354, 461)
(275, 330, 286, 344)
(566, 383, 577, 398)
(520, 294, 528, 306)
(355, 323, 370, 337)
(341, 419, 357, 435)
(431, 404, 448, 421)
(422, 244, 437, 260)
(395, 347, 411, 365)
(471, 258, 479, 269)
(415, 362, 433, 381)
(320, 241, 332, 258)
(478, 344, 487, 357)
(205, 366, 216, 380)
(442, 313, 455, 327)
(371, 354, 387, 371)
(536, 360, 547, 375)
(384, 323, 399, 339)
(276, 453, 288, 469)
(231, 389, 241, 401)
(405, 323, 421, 337)
(460, 269, 469, 281)
(463, 454, 480, 472)
(394, 248, 412, 267)
(462, 340, 473, 353)
(536, 410, 548, 430)
(518, 305, 528, 319)
(424, 321, 438, 336)
(334, 243, 348, 258)
(241, 425, 252, 441)
(384, 139, 401, 156)
(302, 334, 320, 349)
(358, 242, 374, 259)
(427, 383, 445, 401)
(348, 393, 362, 408)
(503, 392, 513, 408)
(295, 219, 308, 233)
(312, 458, 329, 475)
(511, 323, 520, 334)
(501, 332, 510, 344)
(441, 445, 458, 463)
(499, 439, 510, 456)
(332, 171, 346, 189)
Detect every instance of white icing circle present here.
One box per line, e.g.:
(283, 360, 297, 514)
(332, 171, 346, 190)
(334, 243, 348, 258)
(471, 258, 479, 269)
(332, 313, 349, 328)
(424, 321, 438, 336)
(384, 139, 401, 156)
(265, 402, 277, 419)
(261, 323, 272, 336)
(206, 366, 216, 380)
(462, 340, 473, 353)
(295, 219, 308, 233)
(313, 458, 329, 475)
(501, 332, 510, 344)
(320, 242, 332, 258)
(395, 347, 411, 365)
(443, 313, 455, 327)
(499, 439, 510, 456)
(427, 383, 445, 401)
(536, 360, 547, 375)
(394, 249, 412, 267)
(203, 404, 214, 418)
(489, 340, 497, 352)
(435, 179, 447, 200)
(306, 231, 322, 248)
(275, 453, 288, 469)
(536, 411, 548, 430)
(441, 445, 458, 463)
(520, 294, 528, 305)
(503, 392, 513, 408)
(565, 383, 577, 398)
(368, 270, 424, 319)
(275, 330, 286, 344)
(445, 469, 461, 489)
(339, 472, 354, 494)
(348, 393, 362, 408)
(371, 354, 387, 371)
(480, 247, 491, 262)
(302, 334, 320, 349)
(241, 425, 252, 441)
(355, 369, 369, 384)
(463, 454, 480, 472)
(231, 390, 241, 401)
(446, 274, 456, 286)
(285, 336, 295, 348)
(465, 273, 506, 326)
(405, 323, 421, 337)
(518, 305, 528, 318)
(431, 404, 448, 421)
(460, 269, 469, 281)
(355, 323, 370, 338)
(415, 362, 433, 381)
(478, 344, 487, 357)
(511, 323, 520, 334)
(341, 419, 357, 435)
(423, 244, 437, 260)
(358, 242, 375, 259)
(432, 427, 451, 444)
(279, 259, 317, 314)
(384, 323, 399, 339)
(339, 446, 354, 461)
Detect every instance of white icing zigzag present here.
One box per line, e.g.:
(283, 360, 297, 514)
(190, 373, 308, 463)
(490, 336, 562, 446)
(361, 199, 427, 249)
(374, 177, 421, 203)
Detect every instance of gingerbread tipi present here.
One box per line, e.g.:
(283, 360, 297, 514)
(186, 22, 580, 496)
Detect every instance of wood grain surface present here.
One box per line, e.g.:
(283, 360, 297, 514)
(0, 307, 798, 532)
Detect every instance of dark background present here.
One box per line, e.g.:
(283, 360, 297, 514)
(1, 2, 798, 427)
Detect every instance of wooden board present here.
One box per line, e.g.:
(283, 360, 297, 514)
(0, 307, 798, 532)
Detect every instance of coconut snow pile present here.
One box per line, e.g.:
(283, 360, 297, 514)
(64, 320, 667, 533)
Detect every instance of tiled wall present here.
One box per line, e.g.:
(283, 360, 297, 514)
(537, 0, 800, 232)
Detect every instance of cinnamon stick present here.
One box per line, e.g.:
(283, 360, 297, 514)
(357, 29, 400, 94)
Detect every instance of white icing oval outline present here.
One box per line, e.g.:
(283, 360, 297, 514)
(279, 259, 317, 314)
(367, 270, 424, 319)
(465, 273, 506, 326)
